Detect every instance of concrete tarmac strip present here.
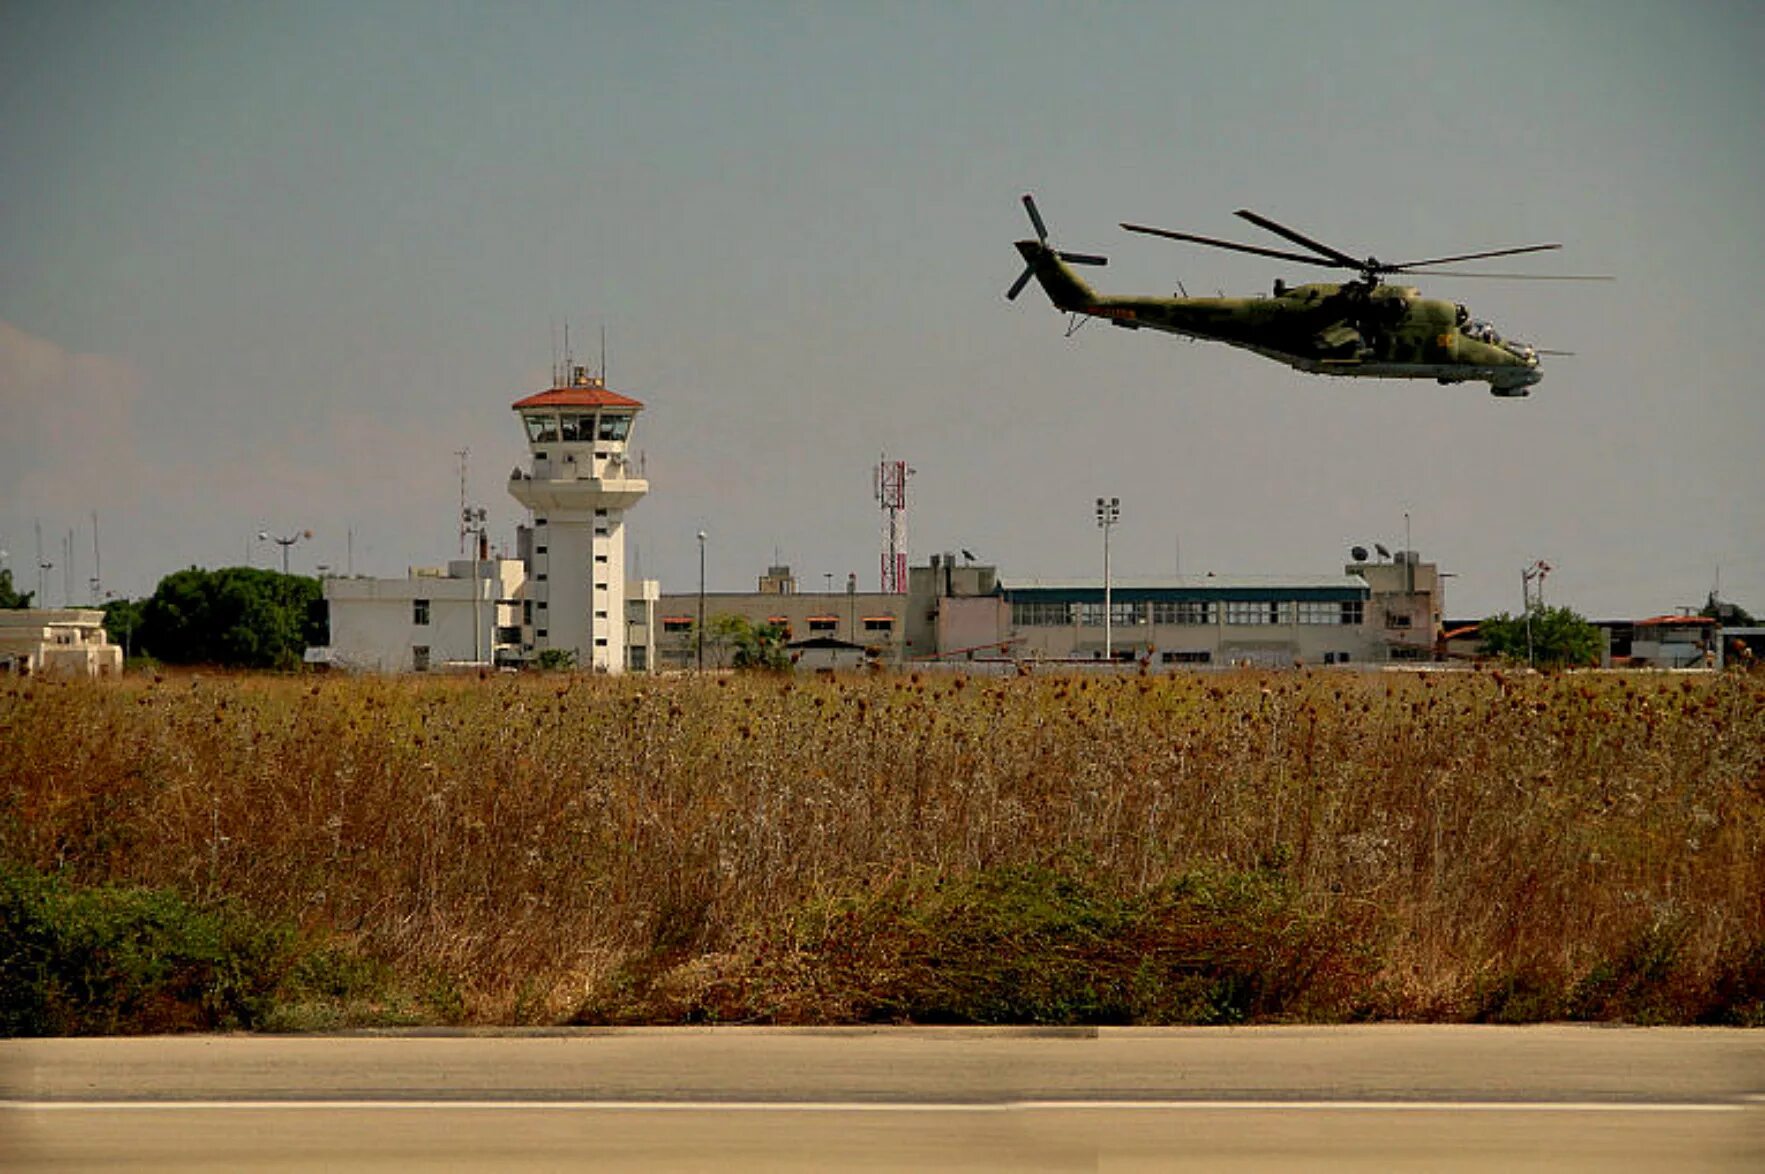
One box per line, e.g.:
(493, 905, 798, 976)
(3, 1026, 1761, 1171)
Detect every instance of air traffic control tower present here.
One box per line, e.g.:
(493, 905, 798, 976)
(508, 367, 648, 672)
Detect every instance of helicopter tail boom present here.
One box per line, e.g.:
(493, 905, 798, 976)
(1012, 239, 1098, 311)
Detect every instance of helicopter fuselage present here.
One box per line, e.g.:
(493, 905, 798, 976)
(1017, 241, 1543, 395)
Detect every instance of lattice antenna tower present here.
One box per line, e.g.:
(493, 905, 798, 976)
(873, 455, 914, 594)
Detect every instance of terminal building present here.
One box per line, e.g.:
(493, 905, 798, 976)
(655, 550, 1444, 670)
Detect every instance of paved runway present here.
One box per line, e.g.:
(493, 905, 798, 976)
(4, 1026, 1761, 1170)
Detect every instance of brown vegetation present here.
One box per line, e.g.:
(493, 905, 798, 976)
(3, 667, 1762, 1029)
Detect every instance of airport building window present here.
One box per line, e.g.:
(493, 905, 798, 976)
(1298, 601, 1360, 625)
(862, 616, 895, 632)
(413, 599, 430, 626)
(412, 646, 430, 671)
(1012, 600, 1072, 627)
(1226, 600, 1291, 625)
(808, 616, 839, 633)
(1153, 600, 1215, 625)
(662, 616, 694, 634)
(1162, 650, 1213, 664)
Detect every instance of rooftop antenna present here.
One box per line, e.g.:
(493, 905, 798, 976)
(874, 454, 914, 594)
(1404, 511, 1413, 594)
(35, 520, 50, 607)
(601, 324, 608, 383)
(456, 448, 471, 556)
(90, 511, 101, 603)
(563, 322, 572, 381)
(551, 321, 559, 386)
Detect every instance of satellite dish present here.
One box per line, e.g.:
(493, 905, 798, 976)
(1375, 543, 1391, 560)
(1351, 546, 1369, 563)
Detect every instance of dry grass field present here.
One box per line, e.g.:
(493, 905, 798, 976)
(3, 666, 1762, 1031)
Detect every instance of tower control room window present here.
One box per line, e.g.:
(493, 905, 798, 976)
(523, 413, 559, 443)
(597, 413, 632, 442)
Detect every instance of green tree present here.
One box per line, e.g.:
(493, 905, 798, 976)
(710, 614, 791, 671)
(102, 598, 146, 661)
(1701, 594, 1756, 627)
(1477, 605, 1601, 668)
(0, 568, 33, 609)
(137, 567, 325, 669)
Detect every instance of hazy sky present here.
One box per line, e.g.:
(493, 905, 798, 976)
(3, 1, 1761, 618)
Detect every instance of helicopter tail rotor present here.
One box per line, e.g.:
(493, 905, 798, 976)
(1008, 193, 1106, 301)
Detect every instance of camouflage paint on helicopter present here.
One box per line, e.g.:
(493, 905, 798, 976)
(1007, 195, 1606, 397)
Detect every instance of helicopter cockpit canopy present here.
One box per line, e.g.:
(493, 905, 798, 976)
(1462, 317, 1537, 363)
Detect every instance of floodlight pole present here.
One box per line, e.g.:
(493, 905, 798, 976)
(260, 529, 311, 575)
(1521, 559, 1552, 667)
(462, 506, 487, 666)
(696, 531, 707, 672)
(1096, 497, 1120, 661)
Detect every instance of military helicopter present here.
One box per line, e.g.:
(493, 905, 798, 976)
(1006, 194, 1606, 396)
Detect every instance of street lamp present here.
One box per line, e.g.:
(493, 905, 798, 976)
(462, 506, 488, 666)
(259, 529, 312, 575)
(697, 531, 708, 672)
(1521, 559, 1552, 667)
(1096, 496, 1120, 662)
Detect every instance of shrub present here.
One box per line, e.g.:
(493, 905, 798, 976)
(0, 863, 294, 1035)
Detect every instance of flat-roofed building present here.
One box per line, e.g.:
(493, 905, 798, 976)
(0, 609, 123, 677)
(323, 559, 527, 672)
(655, 550, 1445, 671)
(655, 568, 909, 670)
(997, 574, 1374, 667)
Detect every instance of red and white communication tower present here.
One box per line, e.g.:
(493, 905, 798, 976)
(874, 455, 914, 594)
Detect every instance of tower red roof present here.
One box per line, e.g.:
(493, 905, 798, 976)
(512, 377, 643, 411)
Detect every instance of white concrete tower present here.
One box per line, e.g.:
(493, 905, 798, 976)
(508, 367, 648, 672)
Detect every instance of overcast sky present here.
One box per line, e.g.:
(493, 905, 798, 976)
(3, 1, 1760, 618)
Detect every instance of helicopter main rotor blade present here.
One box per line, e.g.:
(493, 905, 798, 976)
(1057, 251, 1108, 266)
(1234, 209, 1363, 269)
(1022, 193, 1049, 242)
(1121, 223, 1337, 268)
(1400, 270, 1615, 281)
(1006, 264, 1037, 301)
(1389, 243, 1562, 269)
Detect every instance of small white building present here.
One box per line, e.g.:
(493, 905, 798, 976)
(0, 609, 124, 676)
(324, 559, 525, 672)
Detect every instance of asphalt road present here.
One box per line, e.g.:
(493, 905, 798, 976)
(3, 1026, 1761, 1171)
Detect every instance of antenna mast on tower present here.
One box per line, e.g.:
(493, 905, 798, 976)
(456, 448, 471, 556)
(874, 455, 914, 594)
